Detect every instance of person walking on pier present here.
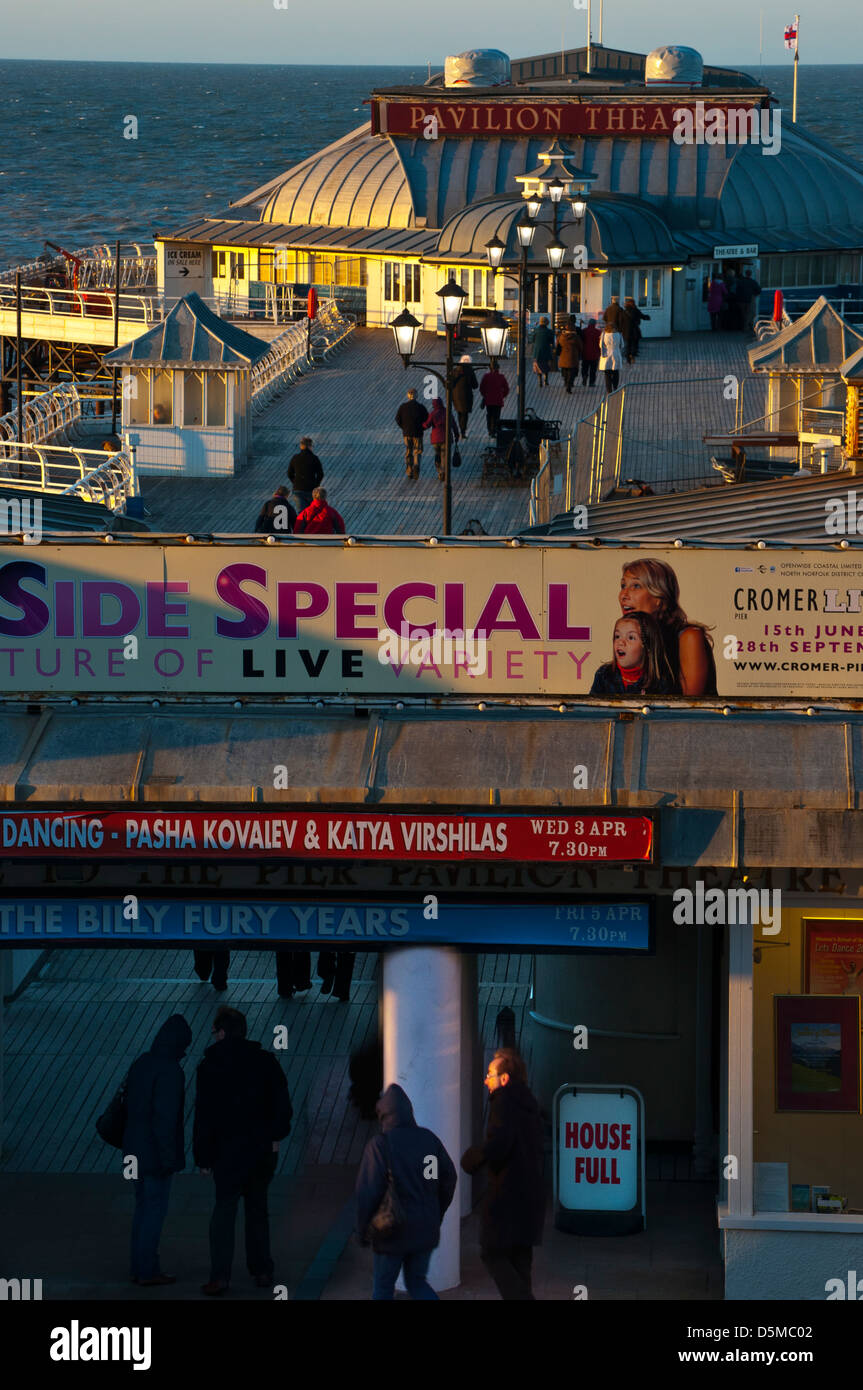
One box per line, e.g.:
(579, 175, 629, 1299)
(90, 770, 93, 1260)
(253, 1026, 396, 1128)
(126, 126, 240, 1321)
(460, 1048, 545, 1301)
(451, 355, 479, 437)
(599, 326, 624, 394)
(735, 269, 762, 333)
(318, 949, 356, 1003)
(356, 1083, 457, 1300)
(556, 318, 583, 393)
(622, 297, 650, 364)
(479, 364, 509, 437)
(294, 487, 345, 535)
(707, 275, 727, 331)
(287, 437, 323, 512)
(395, 388, 429, 479)
(194, 1006, 293, 1296)
(580, 319, 601, 387)
(254, 485, 296, 535)
(532, 319, 554, 388)
(424, 395, 459, 481)
(124, 1013, 193, 1287)
(193, 949, 230, 992)
(603, 295, 624, 332)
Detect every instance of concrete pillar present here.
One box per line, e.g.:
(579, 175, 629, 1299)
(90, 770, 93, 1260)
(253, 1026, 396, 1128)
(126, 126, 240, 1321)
(460, 954, 478, 1219)
(383, 946, 463, 1291)
(726, 920, 754, 1216)
(692, 926, 715, 1178)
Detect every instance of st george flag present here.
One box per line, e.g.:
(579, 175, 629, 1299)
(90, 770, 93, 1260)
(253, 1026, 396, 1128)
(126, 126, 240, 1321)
(784, 16, 799, 51)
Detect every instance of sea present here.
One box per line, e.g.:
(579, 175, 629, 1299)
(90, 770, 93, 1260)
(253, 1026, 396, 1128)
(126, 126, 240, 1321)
(0, 59, 861, 266)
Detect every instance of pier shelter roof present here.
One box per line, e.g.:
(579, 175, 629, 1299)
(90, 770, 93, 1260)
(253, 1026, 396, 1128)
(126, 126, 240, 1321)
(105, 293, 271, 369)
(161, 216, 437, 259)
(748, 297, 863, 376)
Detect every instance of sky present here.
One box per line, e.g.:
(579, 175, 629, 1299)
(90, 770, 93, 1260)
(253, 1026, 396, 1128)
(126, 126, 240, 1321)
(1, 0, 855, 66)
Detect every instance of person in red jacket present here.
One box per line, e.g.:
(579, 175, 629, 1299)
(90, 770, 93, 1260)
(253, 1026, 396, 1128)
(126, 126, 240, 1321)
(479, 367, 510, 438)
(580, 319, 602, 388)
(424, 396, 459, 481)
(294, 488, 346, 535)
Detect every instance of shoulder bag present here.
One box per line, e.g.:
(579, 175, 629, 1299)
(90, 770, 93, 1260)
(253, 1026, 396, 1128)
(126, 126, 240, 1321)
(366, 1135, 406, 1239)
(96, 1072, 129, 1149)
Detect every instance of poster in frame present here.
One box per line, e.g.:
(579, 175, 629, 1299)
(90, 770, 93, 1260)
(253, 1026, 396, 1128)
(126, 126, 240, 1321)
(805, 919, 863, 998)
(775, 994, 861, 1114)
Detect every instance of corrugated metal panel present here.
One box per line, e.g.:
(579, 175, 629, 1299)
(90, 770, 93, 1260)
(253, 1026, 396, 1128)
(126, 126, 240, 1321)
(524, 472, 863, 544)
(161, 218, 436, 257)
(435, 193, 677, 264)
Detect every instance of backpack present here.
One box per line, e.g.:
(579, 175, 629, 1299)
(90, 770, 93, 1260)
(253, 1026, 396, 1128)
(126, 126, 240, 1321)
(96, 1073, 129, 1149)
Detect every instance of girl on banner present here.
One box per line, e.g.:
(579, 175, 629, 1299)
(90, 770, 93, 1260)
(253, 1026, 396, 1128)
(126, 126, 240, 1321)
(617, 559, 718, 696)
(590, 612, 675, 697)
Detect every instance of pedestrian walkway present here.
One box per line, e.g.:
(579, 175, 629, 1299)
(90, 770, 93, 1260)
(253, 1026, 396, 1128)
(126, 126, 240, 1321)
(132, 328, 755, 538)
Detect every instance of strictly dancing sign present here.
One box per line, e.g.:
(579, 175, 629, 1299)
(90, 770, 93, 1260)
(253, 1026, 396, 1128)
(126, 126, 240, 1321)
(0, 810, 654, 862)
(1, 542, 863, 698)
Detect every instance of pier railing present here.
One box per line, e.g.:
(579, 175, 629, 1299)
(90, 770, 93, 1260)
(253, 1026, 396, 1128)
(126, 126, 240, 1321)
(0, 283, 159, 323)
(0, 385, 82, 445)
(0, 441, 135, 511)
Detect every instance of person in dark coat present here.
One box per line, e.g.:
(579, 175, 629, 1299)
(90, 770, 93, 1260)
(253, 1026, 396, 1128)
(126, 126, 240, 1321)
(254, 485, 296, 535)
(460, 1049, 545, 1300)
(451, 356, 479, 437)
(423, 395, 459, 480)
(622, 297, 650, 363)
(124, 1013, 193, 1286)
(580, 319, 601, 387)
(356, 1083, 457, 1300)
(194, 1006, 293, 1295)
(555, 319, 583, 393)
(603, 295, 624, 332)
(318, 949, 356, 1002)
(736, 269, 762, 332)
(479, 366, 509, 437)
(275, 949, 312, 998)
(193, 949, 230, 992)
(532, 318, 554, 387)
(395, 388, 429, 479)
(287, 437, 323, 512)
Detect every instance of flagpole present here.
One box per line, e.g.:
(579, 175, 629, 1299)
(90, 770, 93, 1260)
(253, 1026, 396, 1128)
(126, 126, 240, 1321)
(792, 13, 799, 123)
(759, 10, 763, 84)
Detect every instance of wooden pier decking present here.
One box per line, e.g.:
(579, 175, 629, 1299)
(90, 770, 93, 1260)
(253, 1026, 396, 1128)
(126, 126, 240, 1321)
(135, 327, 757, 537)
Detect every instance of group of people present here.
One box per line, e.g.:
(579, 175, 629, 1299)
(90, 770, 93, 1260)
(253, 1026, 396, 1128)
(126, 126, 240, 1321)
(590, 557, 718, 697)
(119, 1011, 544, 1302)
(193, 948, 355, 1002)
(356, 1047, 545, 1301)
(253, 437, 345, 534)
(395, 359, 512, 478)
(706, 267, 761, 332)
(531, 295, 649, 396)
(123, 1007, 292, 1294)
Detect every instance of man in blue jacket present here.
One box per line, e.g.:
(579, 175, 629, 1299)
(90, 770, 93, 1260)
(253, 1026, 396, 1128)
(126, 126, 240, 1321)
(123, 1013, 193, 1287)
(355, 1083, 457, 1300)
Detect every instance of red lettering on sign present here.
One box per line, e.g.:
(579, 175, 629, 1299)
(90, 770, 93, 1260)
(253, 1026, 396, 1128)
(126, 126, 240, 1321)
(620, 1124, 632, 1150)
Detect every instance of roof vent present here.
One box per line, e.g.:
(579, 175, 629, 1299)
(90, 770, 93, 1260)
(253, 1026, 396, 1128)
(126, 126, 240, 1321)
(444, 49, 511, 88)
(645, 45, 704, 86)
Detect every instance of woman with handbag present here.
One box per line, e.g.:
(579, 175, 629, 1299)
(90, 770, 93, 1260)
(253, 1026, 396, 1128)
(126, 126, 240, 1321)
(355, 1084, 457, 1300)
(599, 327, 624, 394)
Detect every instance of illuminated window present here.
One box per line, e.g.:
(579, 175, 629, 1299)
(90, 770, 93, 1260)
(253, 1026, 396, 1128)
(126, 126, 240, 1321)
(129, 371, 150, 425)
(152, 370, 173, 426)
(206, 372, 227, 427)
(184, 372, 204, 426)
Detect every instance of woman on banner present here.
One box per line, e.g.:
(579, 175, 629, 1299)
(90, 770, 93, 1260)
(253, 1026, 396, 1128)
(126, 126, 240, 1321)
(617, 558, 718, 696)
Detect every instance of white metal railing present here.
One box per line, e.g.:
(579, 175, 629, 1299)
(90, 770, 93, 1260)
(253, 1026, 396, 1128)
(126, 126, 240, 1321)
(0, 282, 158, 324)
(0, 440, 135, 511)
(0, 244, 156, 287)
(0, 385, 82, 445)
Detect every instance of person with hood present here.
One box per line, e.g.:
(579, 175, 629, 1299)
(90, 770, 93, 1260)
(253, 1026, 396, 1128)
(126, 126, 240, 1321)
(532, 318, 554, 388)
(423, 394, 459, 481)
(194, 1006, 293, 1295)
(294, 487, 346, 535)
(479, 364, 509, 437)
(460, 1048, 545, 1300)
(124, 1013, 193, 1287)
(451, 355, 479, 438)
(355, 1083, 457, 1300)
(555, 318, 583, 393)
(253, 485, 296, 535)
(287, 437, 324, 512)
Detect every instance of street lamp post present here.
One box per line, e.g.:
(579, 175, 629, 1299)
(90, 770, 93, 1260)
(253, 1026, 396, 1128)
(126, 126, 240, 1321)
(391, 282, 508, 534)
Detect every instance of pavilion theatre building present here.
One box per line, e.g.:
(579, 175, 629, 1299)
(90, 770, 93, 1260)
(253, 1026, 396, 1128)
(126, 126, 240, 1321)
(3, 535, 863, 1299)
(155, 42, 863, 337)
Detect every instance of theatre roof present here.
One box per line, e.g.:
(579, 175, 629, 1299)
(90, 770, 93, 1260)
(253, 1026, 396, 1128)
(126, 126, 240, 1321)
(522, 471, 861, 544)
(105, 293, 271, 367)
(748, 297, 863, 374)
(433, 193, 678, 265)
(3, 702, 863, 866)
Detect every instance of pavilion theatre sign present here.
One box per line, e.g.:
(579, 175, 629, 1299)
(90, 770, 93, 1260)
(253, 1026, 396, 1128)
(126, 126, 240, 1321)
(371, 97, 762, 138)
(0, 810, 653, 862)
(2, 542, 863, 700)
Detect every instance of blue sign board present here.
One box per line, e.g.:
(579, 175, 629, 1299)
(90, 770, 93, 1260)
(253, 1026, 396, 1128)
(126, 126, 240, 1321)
(0, 899, 651, 950)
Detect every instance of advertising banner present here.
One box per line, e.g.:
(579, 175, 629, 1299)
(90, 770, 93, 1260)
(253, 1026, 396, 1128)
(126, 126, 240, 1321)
(0, 897, 651, 948)
(2, 542, 862, 698)
(805, 919, 863, 997)
(371, 99, 762, 139)
(0, 810, 654, 862)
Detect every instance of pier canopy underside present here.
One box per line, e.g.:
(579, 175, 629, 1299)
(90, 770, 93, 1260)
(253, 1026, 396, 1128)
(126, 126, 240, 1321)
(1, 705, 862, 866)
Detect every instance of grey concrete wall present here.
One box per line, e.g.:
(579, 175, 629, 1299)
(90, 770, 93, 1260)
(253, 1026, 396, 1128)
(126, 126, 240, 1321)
(724, 1228, 863, 1299)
